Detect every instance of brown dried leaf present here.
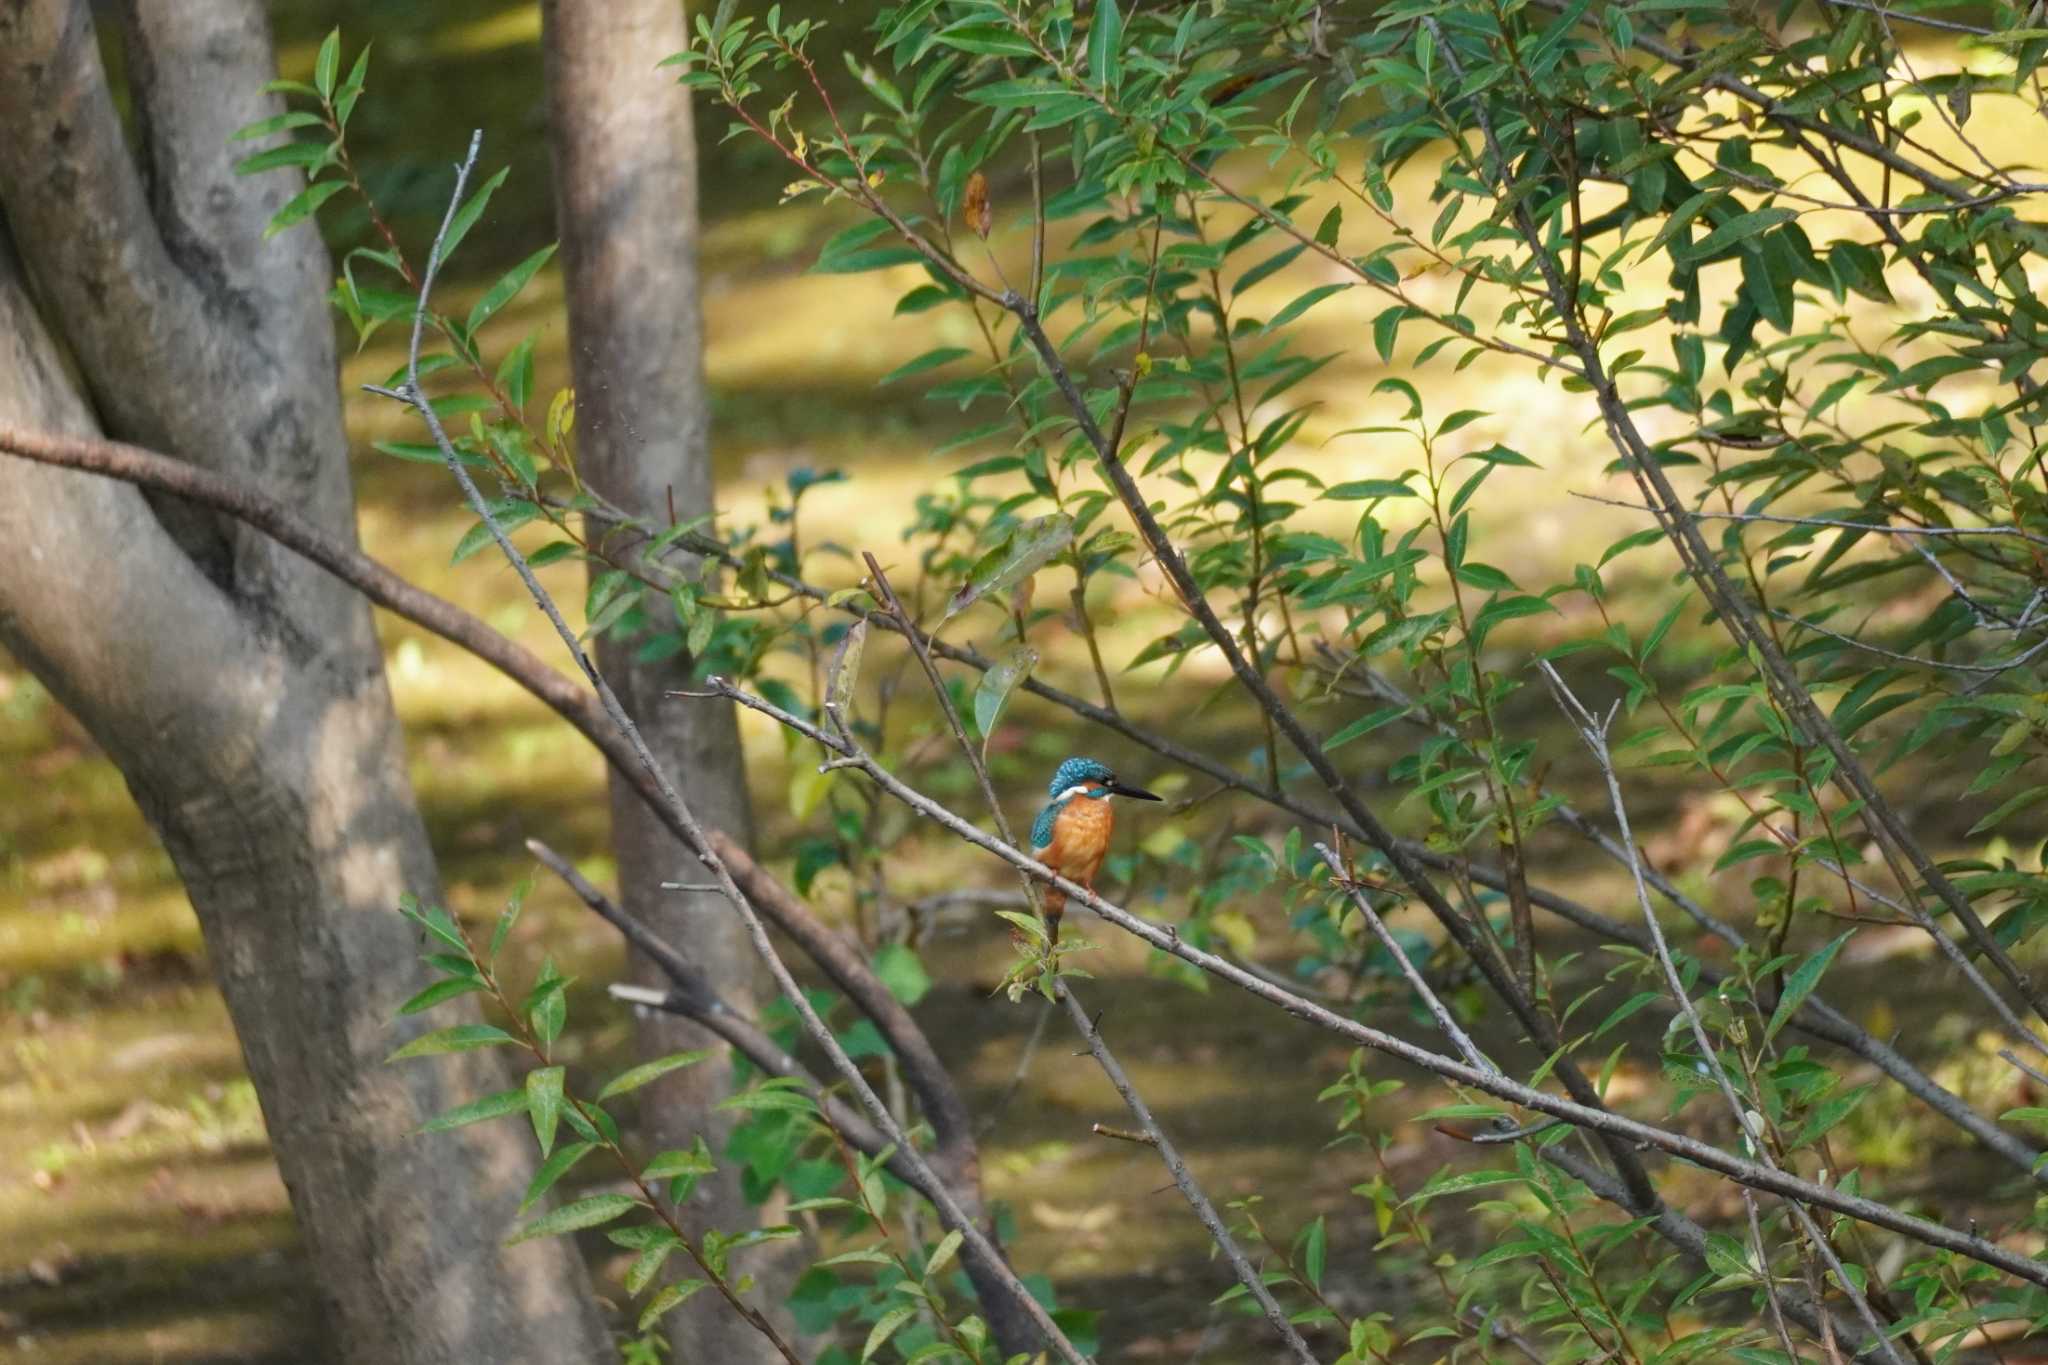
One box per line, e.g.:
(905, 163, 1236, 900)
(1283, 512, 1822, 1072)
(963, 170, 993, 240)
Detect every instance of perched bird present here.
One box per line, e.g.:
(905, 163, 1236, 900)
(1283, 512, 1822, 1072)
(1028, 757, 1160, 945)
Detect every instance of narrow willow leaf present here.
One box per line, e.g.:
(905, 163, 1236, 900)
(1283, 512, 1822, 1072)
(313, 28, 341, 99)
(263, 178, 348, 240)
(395, 977, 485, 1016)
(925, 1229, 965, 1282)
(863, 1305, 918, 1362)
(1764, 931, 1851, 1044)
(419, 1086, 527, 1134)
(625, 1241, 676, 1295)
(438, 166, 511, 266)
(387, 1024, 520, 1062)
(526, 1066, 565, 1159)
(638, 1278, 708, 1332)
(230, 111, 327, 141)
(597, 1049, 714, 1101)
(972, 644, 1038, 750)
(505, 1193, 639, 1246)
(519, 1141, 597, 1214)
(642, 1146, 718, 1181)
(467, 243, 558, 338)
(942, 515, 1073, 625)
(1087, 0, 1123, 88)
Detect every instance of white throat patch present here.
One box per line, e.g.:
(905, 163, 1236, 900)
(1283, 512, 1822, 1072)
(1055, 782, 1106, 803)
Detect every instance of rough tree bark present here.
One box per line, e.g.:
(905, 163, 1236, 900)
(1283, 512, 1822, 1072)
(540, 1, 796, 1358)
(0, 4, 609, 1360)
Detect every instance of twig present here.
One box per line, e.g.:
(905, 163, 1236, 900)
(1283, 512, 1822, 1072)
(373, 130, 1085, 1365)
(1568, 493, 2048, 551)
(1315, 843, 1495, 1075)
(1059, 983, 1318, 1365)
(1815, 0, 1992, 34)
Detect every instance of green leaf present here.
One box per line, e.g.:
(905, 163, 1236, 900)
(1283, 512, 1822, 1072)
(1682, 207, 1796, 260)
(1372, 304, 1411, 363)
(467, 243, 557, 338)
(879, 346, 971, 386)
(496, 335, 538, 414)
(451, 499, 538, 564)
(439, 167, 511, 268)
(718, 1087, 820, 1114)
(232, 111, 328, 142)
(1260, 283, 1351, 334)
(874, 942, 932, 1007)
(1454, 563, 1517, 592)
(387, 1024, 520, 1062)
(1087, 0, 1123, 88)
(520, 1141, 597, 1214)
(972, 643, 1038, 749)
(597, 1049, 715, 1101)
(638, 1278, 708, 1332)
(527, 1066, 565, 1158)
(234, 140, 333, 176)
(1324, 479, 1416, 501)
(1299, 1215, 1327, 1290)
(625, 1240, 676, 1295)
(864, 1305, 918, 1362)
(1969, 785, 2048, 837)
(1471, 595, 1558, 646)
(814, 218, 916, 274)
(264, 179, 348, 239)
(924, 1229, 965, 1281)
(643, 1146, 718, 1181)
(932, 22, 1038, 56)
(396, 977, 485, 1015)
(505, 1193, 639, 1245)
(942, 514, 1073, 625)
(314, 29, 341, 100)
(1764, 931, 1851, 1044)
(419, 1087, 528, 1134)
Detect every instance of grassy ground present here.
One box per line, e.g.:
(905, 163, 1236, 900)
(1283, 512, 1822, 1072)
(6, 4, 2048, 1362)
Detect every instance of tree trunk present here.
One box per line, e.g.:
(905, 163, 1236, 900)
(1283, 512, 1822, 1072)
(0, 4, 610, 1360)
(540, 1, 797, 1358)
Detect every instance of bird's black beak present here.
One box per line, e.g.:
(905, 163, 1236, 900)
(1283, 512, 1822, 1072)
(1108, 779, 1162, 802)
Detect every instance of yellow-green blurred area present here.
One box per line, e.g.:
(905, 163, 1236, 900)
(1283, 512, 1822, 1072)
(5, 2, 2048, 1361)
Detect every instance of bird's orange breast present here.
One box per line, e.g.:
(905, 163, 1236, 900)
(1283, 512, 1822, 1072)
(1044, 797, 1114, 884)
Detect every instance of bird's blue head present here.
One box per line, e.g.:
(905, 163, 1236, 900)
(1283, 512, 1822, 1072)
(1045, 757, 1162, 804)
(1047, 756, 1115, 796)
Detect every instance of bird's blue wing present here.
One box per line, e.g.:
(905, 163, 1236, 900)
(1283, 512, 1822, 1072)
(1030, 799, 1060, 849)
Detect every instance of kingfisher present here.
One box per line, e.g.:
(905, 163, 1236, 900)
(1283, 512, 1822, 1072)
(1028, 757, 1161, 944)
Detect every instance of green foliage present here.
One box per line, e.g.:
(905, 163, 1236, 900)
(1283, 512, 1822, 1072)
(317, 0, 2048, 1353)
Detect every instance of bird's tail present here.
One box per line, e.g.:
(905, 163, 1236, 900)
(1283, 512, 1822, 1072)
(1042, 887, 1065, 946)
